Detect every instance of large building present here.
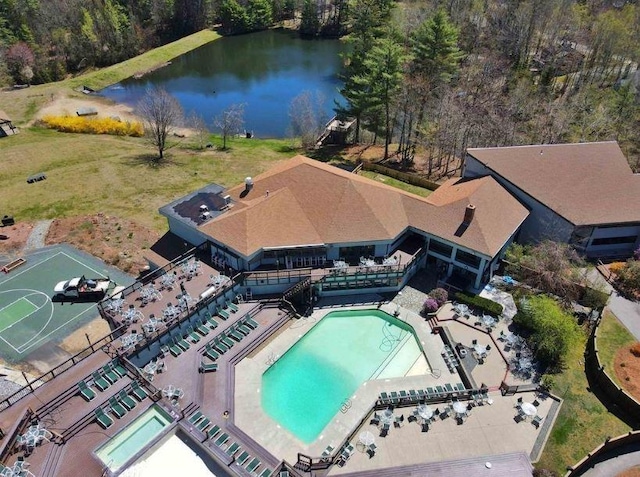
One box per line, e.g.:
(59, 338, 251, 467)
(464, 142, 640, 258)
(160, 155, 529, 291)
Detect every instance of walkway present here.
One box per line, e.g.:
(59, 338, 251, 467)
(23, 219, 53, 252)
(574, 442, 640, 477)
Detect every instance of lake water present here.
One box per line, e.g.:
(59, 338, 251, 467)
(100, 30, 347, 138)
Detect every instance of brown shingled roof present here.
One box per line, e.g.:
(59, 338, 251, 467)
(198, 156, 529, 258)
(467, 142, 640, 226)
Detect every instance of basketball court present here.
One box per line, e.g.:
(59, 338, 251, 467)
(0, 245, 134, 362)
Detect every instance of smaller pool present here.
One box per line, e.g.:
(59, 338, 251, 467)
(95, 405, 173, 472)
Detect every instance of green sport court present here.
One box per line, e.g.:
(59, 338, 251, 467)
(0, 245, 134, 362)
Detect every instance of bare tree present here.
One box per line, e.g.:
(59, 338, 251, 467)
(137, 87, 183, 161)
(214, 103, 246, 150)
(289, 90, 326, 150)
(188, 112, 210, 150)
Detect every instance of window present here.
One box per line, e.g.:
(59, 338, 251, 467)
(455, 249, 481, 268)
(591, 236, 637, 246)
(429, 239, 453, 258)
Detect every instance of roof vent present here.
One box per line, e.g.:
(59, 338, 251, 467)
(245, 177, 253, 190)
(463, 204, 476, 225)
(200, 211, 211, 221)
(223, 195, 231, 205)
(199, 204, 209, 212)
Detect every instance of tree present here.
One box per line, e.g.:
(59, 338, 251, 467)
(188, 112, 210, 150)
(5, 41, 34, 84)
(214, 103, 245, 150)
(289, 90, 326, 149)
(219, 0, 249, 35)
(137, 87, 184, 162)
(248, 0, 273, 31)
(300, 0, 320, 36)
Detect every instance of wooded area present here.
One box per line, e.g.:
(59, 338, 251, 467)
(1, 0, 639, 170)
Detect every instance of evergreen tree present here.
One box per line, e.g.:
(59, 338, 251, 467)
(300, 0, 320, 37)
(219, 0, 249, 34)
(247, 0, 273, 31)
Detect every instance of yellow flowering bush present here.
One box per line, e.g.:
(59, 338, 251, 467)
(41, 115, 143, 137)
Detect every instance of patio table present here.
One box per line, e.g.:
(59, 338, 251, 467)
(163, 305, 181, 320)
(120, 333, 142, 350)
(143, 361, 158, 376)
(160, 273, 176, 289)
(417, 404, 433, 421)
(105, 298, 125, 315)
(123, 307, 143, 324)
(452, 401, 467, 415)
(378, 409, 394, 427)
(473, 344, 487, 357)
(453, 303, 469, 316)
(358, 431, 375, 450)
(142, 319, 160, 334)
(521, 402, 537, 418)
(162, 385, 184, 400)
(382, 256, 398, 266)
(482, 314, 496, 327)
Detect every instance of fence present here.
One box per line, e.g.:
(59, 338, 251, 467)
(360, 161, 440, 191)
(565, 431, 640, 476)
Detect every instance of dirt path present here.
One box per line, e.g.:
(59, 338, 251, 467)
(24, 219, 53, 252)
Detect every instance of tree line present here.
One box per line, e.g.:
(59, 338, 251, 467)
(336, 0, 640, 173)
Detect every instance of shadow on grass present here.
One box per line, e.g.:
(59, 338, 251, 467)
(123, 153, 182, 167)
(306, 145, 347, 162)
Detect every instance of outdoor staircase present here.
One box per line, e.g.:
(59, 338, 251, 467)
(282, 277, 311, 302)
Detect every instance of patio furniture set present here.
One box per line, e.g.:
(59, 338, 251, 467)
(441, 345, 460, 372)
(93, 382, 148, 429)
(514, 397, 544, 428)
(1, 457, 34, 477)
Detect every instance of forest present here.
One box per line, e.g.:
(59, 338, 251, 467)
(1, 0, 639, 172)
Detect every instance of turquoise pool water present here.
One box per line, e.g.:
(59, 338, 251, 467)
(95, 405, 173, 472)
(261, 309, 421, 443)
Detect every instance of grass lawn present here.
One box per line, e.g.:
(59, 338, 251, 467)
(359, 170, 433, 197)
(598, 310, 637, 375)
(537, 312, 632, 473)
(1, 30, 220, 124)
(0, 128, 293, 232)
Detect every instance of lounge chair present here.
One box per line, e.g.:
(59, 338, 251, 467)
(227, 328, 244, 342)
(187, 327, 201, 343)
(227, 301, 239, 313)
(390, 391, 399, 404)
(102, 364, 120, 384)
(215, 433, 229, 447)
(109, 397, 127, 419)
(207, 316, 219, 329)
(234, 323, 250, 336)
(219, 334, 235, 348)
(196, 321, 210, 336)
(169, 341, 183, 357)
(445, 383, 454, 393)
(197, 417, 211, 432)
(243, 315, 259, 329)
(188, 411, 205, 426)
(77, 381, 96, 402)
(113, 360, 128, 377)
(226, 442, 241, 456)
(94, 408, 113, 429)
(118, 390, 137, 410)
(399, 390, 408, 401)
(379, 392, 389, 404)
(212, 340, 227, 354)
(175, 335, 191, 351)
(92, 371, 110, 392)
(259, 469, 272, 477)
(218, 309, 230, 320)
(131, 382, 148, 401)
(236, 451, 250, 465)
(207, 425, 221, 440)
(200, 361, 218, 373)
(322, 445, 334, 457)
(246, 457, 261, 473)
(204, 344, 219, 361)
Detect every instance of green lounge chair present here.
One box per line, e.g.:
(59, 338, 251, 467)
(188, 411, 205, 425)
(217, 309, 230, 320)
(102, 364, 120, 384)
(197, 417, 211, 432)
(435, 385, 445, 395)
(236, 451, 250, 465)
(390, 391, 399, 404)
(200, 361, 218, 373)
(243, 316, 259, 329)
(215, 432, 229, 447)
(227, 329, 243, 342)
(175, 335, 190, 351)
(196, 322, 210, 336)
(212, 340, 227, 354)
(186, 327, 201, 343)
(246, 457, 261, 473)
(113, 360, 128, 378)
(77, 380, 96, 401)
(207, 317, 219, 329)
(219, 335, 234, 348)
(118, 390, 137, 410)
(131, 382, 148, 401)
(236, 323, 252, 335)
(92, 371, 110, 391)
(259, 469, 272, 477)
(445, 383, 454, 393)
(226, 442, 241, 456)
(109, 397, 127, 419)
(95, 408, 113, 429)
(227, 302, 239, 313)
(207, 425, 221, 440)
(204, 344, 219, 361)
(169, 342, 182, 357)
(456, 382, 465, 391)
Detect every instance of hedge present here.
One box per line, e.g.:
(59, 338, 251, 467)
(41, 115, 143, 136)
(454, 292, 503, 316)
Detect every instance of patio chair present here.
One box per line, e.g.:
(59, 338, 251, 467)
(207, 425, 221, 440)
(200, 361, 218, 373)
(246, 457, 261, 474)
(321, 445, 334, 457)
(131, 381, 148, 401)
(532, 415, 543, 429)
(118, 390, 137, 411)
(108, 397, 127, 419)
(243, 315, 259, 329)
(407, 414, 417, 423)
(92, 371, 110, 392)
(226, 442, 241, 456)
(215, 432, 229, 447)
(370, 415, 380, 426)
(77, 380, 96, 402)
(533, 399, 540, 407)
(217, 309, 230, 320)
(439, 408, 450, 420)
(235, 451, 250, 466)
(188, 411, 205, 426)
(421, 421, 430, 432)
(366, 443, 377, 458)
(379, 425, 389, 438)
(94, 408, 113, 429)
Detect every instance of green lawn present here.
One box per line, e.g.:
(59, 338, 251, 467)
(359, 170, 433, 197)
(537, 313, 632, 473)
(598, 310, 637, 374)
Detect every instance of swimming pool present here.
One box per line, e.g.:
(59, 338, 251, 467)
(261, 309, 423, 443)
(95, 405, 173, 472)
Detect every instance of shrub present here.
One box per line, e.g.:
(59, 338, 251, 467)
(40, 115, 143, 136)
(430, 287, 449, 306)
(609, 262, 625, 275)
(616, 260, 640, 293)
(422, 298, 439, 313)
(513, 295, 582, 371)
(634, 245, 640, 261)
(454, 292, 503, 316)
(630, 343, 640, 358)
(580, 287, 609, 310)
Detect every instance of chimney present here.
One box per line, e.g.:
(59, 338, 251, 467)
(244, 177, 253, 192)
(463, 204, 476, 225)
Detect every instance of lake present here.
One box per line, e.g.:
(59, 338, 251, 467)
(100, 30, 347, 138)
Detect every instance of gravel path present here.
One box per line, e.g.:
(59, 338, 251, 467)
(23, 219, 53, 252)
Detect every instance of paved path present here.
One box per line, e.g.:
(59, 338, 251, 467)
(575, 442, 640, 477)
(23, 219, 53, 252)
(608, 291, 640, 341)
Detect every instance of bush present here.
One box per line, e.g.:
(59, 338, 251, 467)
(40, 115, 143, 136)
(430, 287, 449, 306)
(513, 296, 582, 371)
(580, 286, 609, 310)
(616, 260, 640, 293)
(454, 292, 503, 316)
(422, 298, 439, 313)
